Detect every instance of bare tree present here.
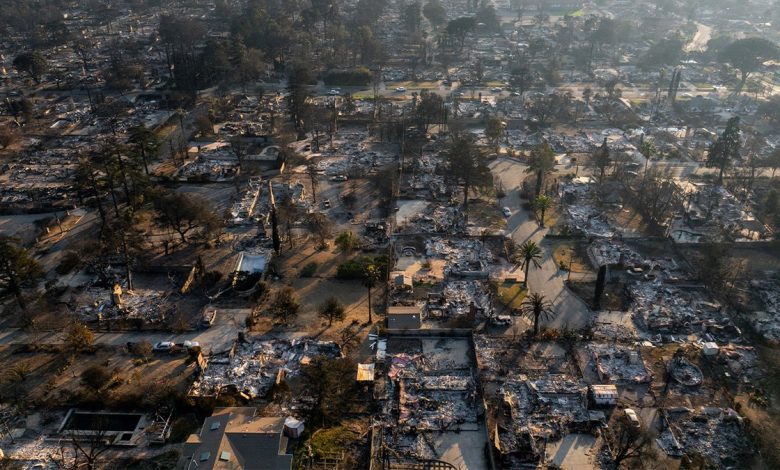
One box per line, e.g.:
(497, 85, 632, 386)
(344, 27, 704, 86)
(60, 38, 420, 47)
(607, 412, 656, 467)
(52, 418, 112, 470)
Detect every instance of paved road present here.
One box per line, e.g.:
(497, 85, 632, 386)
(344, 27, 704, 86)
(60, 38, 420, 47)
(0, 309, 248, 356)
(490, 157, 594, 331)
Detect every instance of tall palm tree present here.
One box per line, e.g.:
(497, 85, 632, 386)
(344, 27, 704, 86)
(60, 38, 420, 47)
(520, 292, 555, 336)
(532, 195, 553, 228)
(518, 241, 543, 287)
(362, 264, 381, 324)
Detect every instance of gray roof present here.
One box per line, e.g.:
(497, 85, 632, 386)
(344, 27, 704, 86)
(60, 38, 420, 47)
(180, 408, 293, 470)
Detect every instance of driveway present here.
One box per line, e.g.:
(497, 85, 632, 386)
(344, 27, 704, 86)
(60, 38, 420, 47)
(546, 433, 598, 469)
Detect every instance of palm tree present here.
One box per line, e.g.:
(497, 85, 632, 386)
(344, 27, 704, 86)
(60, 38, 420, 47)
(520, 292, 555, 336)
(518, 241, 543, 287)
(532, 195, 553, 228)
(362, 264, 381, 324)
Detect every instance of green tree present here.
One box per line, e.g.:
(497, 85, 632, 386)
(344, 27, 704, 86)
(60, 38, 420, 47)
(300, 356, 357, 426)
(401, 1, 422, 33)
(335, 231, 358, 254)
(446, 17, 476, 51)
(484, 116, 505, 153)
(0, 237, 44, 310)
(718, 38, 779, 94)
(475, 3, 500, 32)
(287, 64, 313, 132)
(707, 116, 741, 185)
(269, 287, 300, 324)
(414, 90, 444, 132)
(318, 296, 346, 326)
(362, 264, 381, 324)
(532, 194, 553, 228)
(423, 0, 447, 29)
(13, 51, 48, 83)
(641, 37, 684, 68)
(446, 134, 492, 213)
(517, 241, 543, 287)
(520, 292, 555, 336)
(526, 141, 556, 196)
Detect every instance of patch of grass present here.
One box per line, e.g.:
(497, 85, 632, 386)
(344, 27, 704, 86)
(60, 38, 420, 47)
(294, 426, 359, 468)
(497, 282, 527, 311)
(551, 241, 591, 274)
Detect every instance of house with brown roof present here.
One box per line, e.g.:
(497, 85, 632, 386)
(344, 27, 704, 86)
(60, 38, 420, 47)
(179, 407, 293, 470)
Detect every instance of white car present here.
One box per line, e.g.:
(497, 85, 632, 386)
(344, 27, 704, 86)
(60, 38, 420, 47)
(395, 86, 407, 92)
(153, 341, 175, 352)
(502, 207, 512, 217)
(327, 89, 340, 96)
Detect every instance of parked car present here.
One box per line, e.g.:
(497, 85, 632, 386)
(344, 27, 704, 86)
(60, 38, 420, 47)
(327, 89, 340, 96)
(331, 175, 348, 182)
(502, 207, 512, 217)
(153, 341, 175, 352)
(395, 86, 407, 92)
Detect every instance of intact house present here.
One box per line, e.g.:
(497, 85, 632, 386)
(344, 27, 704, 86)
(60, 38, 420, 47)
(179, 408, 294, 470)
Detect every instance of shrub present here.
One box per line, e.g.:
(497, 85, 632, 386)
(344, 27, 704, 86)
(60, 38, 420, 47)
(300, 262, 318, 278)
(81, 365, 113, 392)
(336, 255, 388, 280)
(129, 340, 152, 359)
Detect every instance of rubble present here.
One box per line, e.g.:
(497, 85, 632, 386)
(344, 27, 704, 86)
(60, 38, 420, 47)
(659, 407, 752, 467)
(376, 336, 487, 467)
(496, 375, 590, 466)
(583, 344, 651, 384)
(668, 356, 703, 387)
(191, 337, 340, 399)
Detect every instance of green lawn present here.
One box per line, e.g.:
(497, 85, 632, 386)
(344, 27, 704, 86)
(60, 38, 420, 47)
(497, 282, 527, 311)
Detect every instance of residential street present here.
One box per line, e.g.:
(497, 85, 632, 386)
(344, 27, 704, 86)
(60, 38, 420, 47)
(491, 157, 594, 331)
